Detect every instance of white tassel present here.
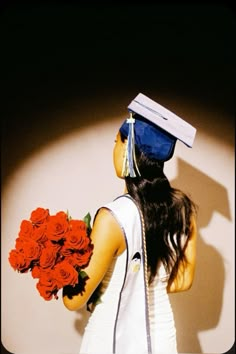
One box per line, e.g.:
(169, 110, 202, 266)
(125, 112, 141, 178)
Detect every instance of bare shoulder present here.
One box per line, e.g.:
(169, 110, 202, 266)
(92, 207, 126, 256)
(93, 207, 121, 234)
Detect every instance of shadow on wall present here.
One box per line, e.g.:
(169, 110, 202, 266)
(74, 306, 90, 338)
(169, 159, 230, 353)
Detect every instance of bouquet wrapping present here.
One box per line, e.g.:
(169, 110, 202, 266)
(8, 207, 93, 301)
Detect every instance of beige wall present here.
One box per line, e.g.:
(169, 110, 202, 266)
(1, 94, 234, 354)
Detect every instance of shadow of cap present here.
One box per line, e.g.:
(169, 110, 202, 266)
(170, 158, 231, 227)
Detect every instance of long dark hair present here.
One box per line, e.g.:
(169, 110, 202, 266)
(121, 133, 197, 284)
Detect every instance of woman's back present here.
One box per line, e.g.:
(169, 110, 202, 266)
(80, 195, 181, 354)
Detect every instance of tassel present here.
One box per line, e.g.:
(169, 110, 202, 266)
(121, 140, 129, 177)
(125, 112, 141, 178)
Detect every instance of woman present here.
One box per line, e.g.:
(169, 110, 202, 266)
(63, 93, 197, 354)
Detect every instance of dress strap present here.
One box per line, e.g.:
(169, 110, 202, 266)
(123, 194, 153, 354)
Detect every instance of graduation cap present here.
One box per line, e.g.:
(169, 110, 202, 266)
(119, 93, 197, 177)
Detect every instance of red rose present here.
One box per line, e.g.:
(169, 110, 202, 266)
(15, 237, 24, 251)
(63, 228, 90, 251)
(60, 244, 73, 257)
(62, 254, 74, 265)
(46, 214, 69, 242)
(18, 220, 33, 240)
(53, 260, 79, 288)
(44, 239, 62, 252)
(31, 224, 47, 244)
(36, 271, 58, 301)
(30, 207, 49, 226)
(56, 211, 68, 219)
(8, 249, 31, 272)
(72, 246, 93, 268)
(22, 239, 42, 262)
(39, 246, 58, 269)
(69, 220, 87, 234)
(31, 265, 41, 279)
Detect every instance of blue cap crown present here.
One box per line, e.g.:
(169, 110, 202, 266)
(120, 115, 176, 161)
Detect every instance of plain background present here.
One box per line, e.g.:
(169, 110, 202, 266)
(1, 2, 235, 354)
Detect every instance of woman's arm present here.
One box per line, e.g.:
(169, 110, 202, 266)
(63, 208, 126, 311)
(167, 215, 197, 293)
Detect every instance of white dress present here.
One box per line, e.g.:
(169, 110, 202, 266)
(79, 195, 178, 354)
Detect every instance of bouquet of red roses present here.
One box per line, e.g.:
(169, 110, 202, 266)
(8, 207, 93, 301)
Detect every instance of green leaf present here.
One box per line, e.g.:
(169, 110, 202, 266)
(83, 212, 91, 229)
(80, 270, 88, 279)
(66, 209, 72, 221)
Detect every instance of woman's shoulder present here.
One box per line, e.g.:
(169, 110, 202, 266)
(104, 194, 138, 213)
(95, 194, 140, 228)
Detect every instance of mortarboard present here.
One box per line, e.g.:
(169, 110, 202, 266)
(119, 93, 196, 177)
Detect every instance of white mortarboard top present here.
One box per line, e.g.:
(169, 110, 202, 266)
(128, 93, 196, 147)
